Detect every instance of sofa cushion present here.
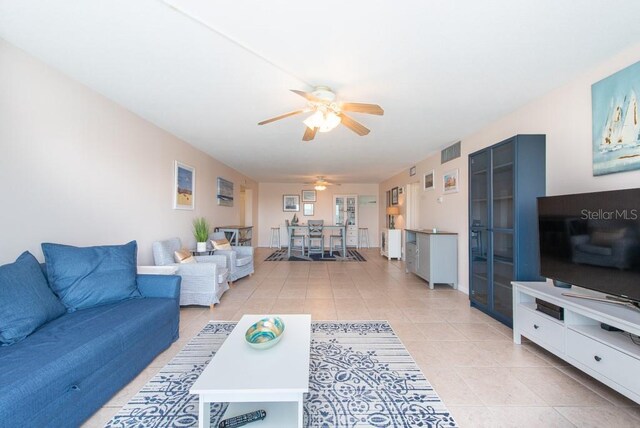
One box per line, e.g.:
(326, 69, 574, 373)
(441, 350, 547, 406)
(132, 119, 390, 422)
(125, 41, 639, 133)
(0, 252, 66, 346)
(577, 243, 613, 256)
(41, 241, 140, 311)
(236, 255, 253, 267)
(0, 297, 178, 424)
(590, 229, 627, 247)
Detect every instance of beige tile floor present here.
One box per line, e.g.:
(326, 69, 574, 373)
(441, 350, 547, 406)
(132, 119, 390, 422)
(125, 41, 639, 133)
(84, 247, 640, 427)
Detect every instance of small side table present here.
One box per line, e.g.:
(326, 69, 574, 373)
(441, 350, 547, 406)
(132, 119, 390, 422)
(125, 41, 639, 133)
(191, 249, 214, 256)
(137, 266, 179, 275)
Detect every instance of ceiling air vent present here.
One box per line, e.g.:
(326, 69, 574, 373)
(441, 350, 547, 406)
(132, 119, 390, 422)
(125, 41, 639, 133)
(441, 141, 461, 164)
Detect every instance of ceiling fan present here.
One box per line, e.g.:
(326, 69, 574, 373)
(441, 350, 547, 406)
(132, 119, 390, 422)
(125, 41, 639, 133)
(258, 86, 384, 141)
(304, 176, 341, 191)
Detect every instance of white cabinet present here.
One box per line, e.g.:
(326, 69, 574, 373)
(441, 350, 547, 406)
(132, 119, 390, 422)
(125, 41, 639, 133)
(381, 229, 402, 260)
(334, 195, 358, 247)
(513, 281, 640, 404)
(405, 229, 457, 289)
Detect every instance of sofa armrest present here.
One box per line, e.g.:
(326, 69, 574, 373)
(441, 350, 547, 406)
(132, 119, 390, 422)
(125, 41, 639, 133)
(137, 274, 181, 300)
(230, 246, 254, 256)
(194, 254, 228, 268)
(211, 250, 236, 270)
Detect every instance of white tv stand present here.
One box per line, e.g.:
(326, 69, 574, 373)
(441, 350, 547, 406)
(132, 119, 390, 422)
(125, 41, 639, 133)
(513, 281, 640, 404)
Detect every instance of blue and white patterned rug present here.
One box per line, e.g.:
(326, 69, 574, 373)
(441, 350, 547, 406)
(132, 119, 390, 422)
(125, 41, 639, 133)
(105, 321, 457, 427)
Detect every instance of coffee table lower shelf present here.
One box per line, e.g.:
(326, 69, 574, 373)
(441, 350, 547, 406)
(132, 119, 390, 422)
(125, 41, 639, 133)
(216, 401, 300, 427)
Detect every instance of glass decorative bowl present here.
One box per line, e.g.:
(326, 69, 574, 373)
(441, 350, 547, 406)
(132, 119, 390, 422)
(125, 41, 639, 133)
(245, 317, 286, 350)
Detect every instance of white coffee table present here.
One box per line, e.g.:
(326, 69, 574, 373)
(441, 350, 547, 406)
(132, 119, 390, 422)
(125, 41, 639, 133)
(190, 314, 311, 428)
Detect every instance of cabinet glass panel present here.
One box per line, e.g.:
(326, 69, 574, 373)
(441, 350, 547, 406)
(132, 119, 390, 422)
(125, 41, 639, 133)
(335, 197, 345, 225)
(492, 142, 514, 230)
(470, 151, 489, 229)
(493, 231, 514, 318)
(346, 197, 357, 226)
(470, 228, 489, 306)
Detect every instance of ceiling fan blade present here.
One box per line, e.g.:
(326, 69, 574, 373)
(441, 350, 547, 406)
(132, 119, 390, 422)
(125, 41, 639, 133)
(291, 89, 322, 103)
(340, 102, 384, 115)
(339, 113, 370, 136)
(258, 110, 306, 125)
(302, 126, 318, 141)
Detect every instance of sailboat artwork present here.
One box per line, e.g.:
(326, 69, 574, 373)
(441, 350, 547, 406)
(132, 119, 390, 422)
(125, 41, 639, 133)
(592, 60, 640, 176)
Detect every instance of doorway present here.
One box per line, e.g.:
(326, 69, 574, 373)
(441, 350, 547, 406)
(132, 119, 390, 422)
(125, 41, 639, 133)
(240, 186, 253, 227)
(405, 181, 420, 230)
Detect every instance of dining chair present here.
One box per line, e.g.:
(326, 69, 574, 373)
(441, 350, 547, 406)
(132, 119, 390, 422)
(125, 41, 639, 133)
(307, 220, 325, 258)
(285, 219, 306, 256)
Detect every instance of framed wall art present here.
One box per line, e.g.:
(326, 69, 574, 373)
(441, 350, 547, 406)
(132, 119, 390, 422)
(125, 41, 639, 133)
(303, 203, 314, 216)
(283, 194, 300, 212)
(173, 161, 194, 210)
(424, 170, 435, 191)
(302, 190, 316, 202)
(391, 187, 399, 205)
(592, 60, 640, 176)
(443, 169, 459, 194)
(217, 177, 234, 207)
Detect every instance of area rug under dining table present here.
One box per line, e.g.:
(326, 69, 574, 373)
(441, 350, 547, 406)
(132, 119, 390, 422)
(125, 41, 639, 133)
(265, 248, 366, 262)
(105, 321, 457, 427)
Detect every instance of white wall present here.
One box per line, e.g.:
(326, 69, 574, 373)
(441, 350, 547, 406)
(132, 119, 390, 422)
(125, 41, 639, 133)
(0, 39, 258, 265)
(380, 41, 640, 294)
(258, 183, 379, 247)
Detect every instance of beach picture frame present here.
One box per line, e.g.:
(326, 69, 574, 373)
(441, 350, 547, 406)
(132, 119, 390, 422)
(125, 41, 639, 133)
(592, 60, 640, 176)
(283, 194, 300, 212)
(217, 177, 234, 207)
(443, 169, 459, 194)
(424, 170, 435, 191)
(173, 161, 195, 210)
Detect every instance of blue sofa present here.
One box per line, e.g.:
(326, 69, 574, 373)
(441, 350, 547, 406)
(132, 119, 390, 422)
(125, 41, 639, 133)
(0, 273, 181, 427)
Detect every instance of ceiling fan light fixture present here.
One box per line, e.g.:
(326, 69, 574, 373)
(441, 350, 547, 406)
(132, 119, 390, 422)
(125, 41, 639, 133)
(318, 111, 341, 133)
(303, 110, 324, 130)
(303, 109, 341, 133)
(314, 184, 327, 191)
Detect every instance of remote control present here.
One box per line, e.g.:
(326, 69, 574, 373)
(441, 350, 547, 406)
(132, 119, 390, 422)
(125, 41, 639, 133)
(218, 410, 266, 428)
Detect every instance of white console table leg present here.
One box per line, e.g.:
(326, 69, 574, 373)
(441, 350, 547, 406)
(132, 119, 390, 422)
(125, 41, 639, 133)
(297, 396, 304, 428)
(198, 397, 210, 428)
(512, 285, 522, 344)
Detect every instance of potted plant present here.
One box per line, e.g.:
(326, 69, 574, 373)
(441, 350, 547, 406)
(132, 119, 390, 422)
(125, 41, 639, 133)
(193, 217, 210, 252)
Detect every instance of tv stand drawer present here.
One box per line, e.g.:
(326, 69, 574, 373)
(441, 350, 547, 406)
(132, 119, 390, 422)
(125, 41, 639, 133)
(566, 329, 640, 395)
(518, 305, 564, 353)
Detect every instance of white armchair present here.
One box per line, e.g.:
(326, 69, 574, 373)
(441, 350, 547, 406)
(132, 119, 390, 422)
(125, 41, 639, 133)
(152, 237, 229, 307)
(208, 231, 255, 282)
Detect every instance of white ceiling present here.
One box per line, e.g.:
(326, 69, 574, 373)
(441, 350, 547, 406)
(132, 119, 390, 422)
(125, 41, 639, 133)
(2, 1, 640, 183)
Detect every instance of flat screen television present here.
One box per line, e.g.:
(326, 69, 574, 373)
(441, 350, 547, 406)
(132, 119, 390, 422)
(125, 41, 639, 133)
(537, 188, 640, 303)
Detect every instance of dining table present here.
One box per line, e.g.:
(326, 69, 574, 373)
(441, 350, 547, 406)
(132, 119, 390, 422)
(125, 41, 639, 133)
(286, 224, 348, 259)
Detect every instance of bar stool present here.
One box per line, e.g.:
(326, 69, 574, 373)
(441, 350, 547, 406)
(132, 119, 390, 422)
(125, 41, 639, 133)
(270, 226, 281, 249)
(358, 227, 370, 249)
(329, 224, 344, 257)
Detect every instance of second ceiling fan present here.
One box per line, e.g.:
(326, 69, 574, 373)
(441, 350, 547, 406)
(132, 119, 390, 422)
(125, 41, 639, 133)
(258, 86, 384, 141)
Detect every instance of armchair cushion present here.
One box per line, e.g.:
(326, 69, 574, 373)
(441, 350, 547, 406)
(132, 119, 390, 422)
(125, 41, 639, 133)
(152, 238, 181, 266)
(174, 249, 196, 264)
(211, 238, 232, 251)
(41, 241, 140, 312)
